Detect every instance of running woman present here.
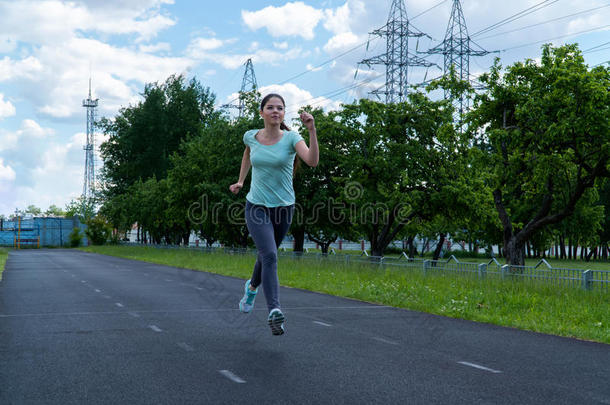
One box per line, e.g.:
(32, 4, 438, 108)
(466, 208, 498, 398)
(229, 93, 319, 335)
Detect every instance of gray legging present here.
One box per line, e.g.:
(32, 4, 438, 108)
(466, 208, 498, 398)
(245, 200, 294, 312)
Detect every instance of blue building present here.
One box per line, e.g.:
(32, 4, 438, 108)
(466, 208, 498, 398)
(0, 217, 88, 247)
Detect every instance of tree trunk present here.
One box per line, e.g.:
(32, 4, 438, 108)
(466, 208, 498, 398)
(320, 242, 330, 255)
(432, 233, 446, 261)
(504, 236, 525, 266)
(407, 236, 417, 257)
(292, 226, 305, 253)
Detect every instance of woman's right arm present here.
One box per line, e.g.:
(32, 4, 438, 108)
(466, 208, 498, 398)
(229, 146, 251, 194)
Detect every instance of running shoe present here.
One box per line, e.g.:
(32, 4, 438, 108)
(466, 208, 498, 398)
(268, 308, 285, 335)
(239, 280, 257, 313)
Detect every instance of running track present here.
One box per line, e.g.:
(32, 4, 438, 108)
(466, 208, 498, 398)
(1, 250, 608, 404)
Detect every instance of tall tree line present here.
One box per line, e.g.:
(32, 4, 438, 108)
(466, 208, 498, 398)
(97, 45, 610, 265)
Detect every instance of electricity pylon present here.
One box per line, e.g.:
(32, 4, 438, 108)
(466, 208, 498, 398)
(424, 0, 489, 116)
(223, 58, 258, 117)
(359, 0, 435, 104)
(82, 78, 98, 200)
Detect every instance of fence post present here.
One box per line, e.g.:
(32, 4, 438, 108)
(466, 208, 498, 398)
(478, 263, 487, 279)
(581, 270, 592, 291)
(423, 260, 430, 275)
(501, 264, 510, 280)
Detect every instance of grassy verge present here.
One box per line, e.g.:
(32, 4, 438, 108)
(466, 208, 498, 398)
(80, 245, 609, 344)
(0, 248, 8, 281)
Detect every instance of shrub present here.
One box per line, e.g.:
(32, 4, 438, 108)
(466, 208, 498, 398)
(69, 227, 83, 247)
(85, 216, 112, 245)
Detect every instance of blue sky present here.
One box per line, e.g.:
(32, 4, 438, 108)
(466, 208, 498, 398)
(1, 0, 609, 217)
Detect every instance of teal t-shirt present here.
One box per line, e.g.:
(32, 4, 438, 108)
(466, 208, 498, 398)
(243, 129, 304, 207)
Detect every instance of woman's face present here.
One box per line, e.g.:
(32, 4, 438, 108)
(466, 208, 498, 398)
(260, 96, 285, 126)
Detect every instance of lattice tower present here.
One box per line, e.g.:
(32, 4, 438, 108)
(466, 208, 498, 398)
(359, 0, 434, 104)
(82, 78, 98, 199)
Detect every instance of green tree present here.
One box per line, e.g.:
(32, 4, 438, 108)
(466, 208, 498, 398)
(290, 107, 359, 254)
(45, 204, 65, 217)
(65, 197, 96, 221)
(472, 44, 610, 265)
(25, 205, 42, 216)
(331, 96, 469, 257)
(98, 75, 217, 197)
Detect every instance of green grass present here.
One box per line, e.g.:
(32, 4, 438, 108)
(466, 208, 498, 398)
(80, 245, 610, 344)
(0, 248, 9, 281)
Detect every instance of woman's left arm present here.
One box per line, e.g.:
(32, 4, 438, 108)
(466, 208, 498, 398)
(295, 112, 319, 167)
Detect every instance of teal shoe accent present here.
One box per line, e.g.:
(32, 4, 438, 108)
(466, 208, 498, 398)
(239, 280, 257, 313)
(268, 308, 285, 336)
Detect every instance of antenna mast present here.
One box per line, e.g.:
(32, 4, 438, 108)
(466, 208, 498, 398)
(82, 78, 98, 200)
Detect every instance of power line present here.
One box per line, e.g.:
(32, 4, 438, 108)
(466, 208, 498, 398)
(471, 0, 560, 38)
(411, 0, 450, 20)
(278, 37, 381, 86)
(476, 3, 610, 41)
(285, 73, 385, 115)
(583, 40, 610, 53)
(500, 23, 610, 52)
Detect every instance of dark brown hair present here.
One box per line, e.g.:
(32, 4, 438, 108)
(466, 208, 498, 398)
(261, 93, 300, 174)
(261, 93, 290, 131)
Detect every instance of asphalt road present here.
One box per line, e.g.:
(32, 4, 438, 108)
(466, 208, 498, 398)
(1, 249, 608, 404)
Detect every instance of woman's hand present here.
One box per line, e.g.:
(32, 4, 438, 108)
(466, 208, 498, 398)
(300, 112, 315, 132)
(229, 182, 243, 194)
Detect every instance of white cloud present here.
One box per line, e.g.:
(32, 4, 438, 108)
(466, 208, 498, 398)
(305, 64, 322, 72)
(0, 0, 176, 45)
(274, 41, 289, 49)
(0, 158, 16, 182)
(0, 56, 44, 82)
(323, 1, 365, 35)
(0, 94, 16, 120)
(186, 37, 226, 58)
(323, 31, 361, 53)
(242, 2, 324, 40)
(188, 39, 307, 70)
(139, 42, 171, 53)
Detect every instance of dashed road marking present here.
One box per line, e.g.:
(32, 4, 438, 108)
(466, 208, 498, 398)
(102, 295, 111, 299)
(313, 321, 332, 327)
(115, 303, 124, 308)
(177, 342, 194, 352)
(149, 325, 162, 333)
(128, 312, 140, 318)
(94, 289, 101, 293)
(372, 336, 399, 345)
(219, 370, 246, 384)
(164, 279, 173, 282)
(81, 280, 87, 283)
(458, 361, 502, 374)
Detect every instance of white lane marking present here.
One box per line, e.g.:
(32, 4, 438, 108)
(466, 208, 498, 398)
(102, 295, 111, 299)
(0, 306, 392, 318)
(115, 303, 124, 308)
(94, 289, 101, 293)
(219, 370, 246, 384)
(372, 336, 399, 345)
(458, 361, 502, 374)
(149, 325, 162, 333)
(177, 342, 194, 352)
(195, 287, 203, 291)
(128, 312, 140, 318)
(81, 280, 87, 283)
(313, 321, 332, 327)
(164, 279, 173, 282)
